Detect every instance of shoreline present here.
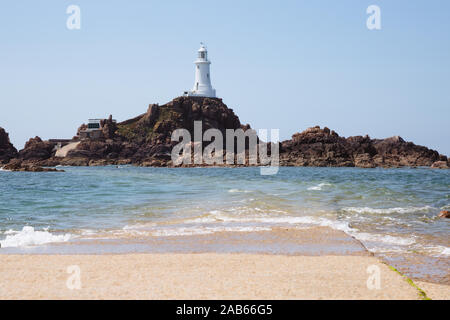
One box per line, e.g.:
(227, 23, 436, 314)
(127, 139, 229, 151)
(0, 227, 448, 300)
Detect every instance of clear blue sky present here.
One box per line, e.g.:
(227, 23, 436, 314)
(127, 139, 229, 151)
(1, 0, 449, 155)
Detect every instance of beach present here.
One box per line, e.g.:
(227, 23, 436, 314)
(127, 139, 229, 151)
(1, 227, 448, 300)
(0, 253, 431, 300)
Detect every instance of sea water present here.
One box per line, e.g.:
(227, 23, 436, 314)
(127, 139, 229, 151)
(0, 166, 448, 281)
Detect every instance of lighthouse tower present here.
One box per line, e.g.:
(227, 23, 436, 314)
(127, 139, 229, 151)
(184, 43, 216, 98)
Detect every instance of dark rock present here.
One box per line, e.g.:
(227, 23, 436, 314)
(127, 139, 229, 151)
(19, 136, 55, 161)
(371, 136, 440, 167)
(3, 158, 64, 172)
(3, 159, 22, 170)
(431, 161, 449, 169)
(100, 115, 117, 139)
(279, 126, 444, 168)
(438, 210, 450, 218)
(59, 157, 89, 166)
(280, 126, 354, 167)
(0, 127, 18, 164)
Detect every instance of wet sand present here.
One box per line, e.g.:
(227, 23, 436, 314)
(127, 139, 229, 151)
(0, 227, 447, 300)
(0, 227, 370, 255)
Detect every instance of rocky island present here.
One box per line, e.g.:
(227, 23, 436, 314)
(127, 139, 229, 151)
(1, 96, 448, 170)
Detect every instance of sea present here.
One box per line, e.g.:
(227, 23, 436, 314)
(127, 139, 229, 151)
(0, 166, 448, 283)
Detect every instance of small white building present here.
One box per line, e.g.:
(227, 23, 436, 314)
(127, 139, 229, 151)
(87, 119, 102, 131)
(184, 43, 216, 98)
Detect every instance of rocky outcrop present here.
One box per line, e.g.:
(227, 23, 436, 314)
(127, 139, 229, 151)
(3, 97, 448, 169)
(371, 136, 441, 167)
(19, 136, 56, 162)
(280, 126, 445, 168)
(0, 127, 18, 164)
(60, 96, 247, 166)
(280, 126, 354, 167)
(2, 159, 63, 172)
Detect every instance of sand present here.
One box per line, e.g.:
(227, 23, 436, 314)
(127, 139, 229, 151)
(0, 253, 439, 300)
(415, 281, 450, 300)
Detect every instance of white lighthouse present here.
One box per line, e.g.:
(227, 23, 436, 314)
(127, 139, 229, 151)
(184, 43, 216, 98)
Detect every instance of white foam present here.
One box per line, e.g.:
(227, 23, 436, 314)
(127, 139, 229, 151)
(341, 206, 433, 215)
(228, 189, 252, 193)
(353, 232, 416, 246)
(441, 247, 450, 256)
(422, 245, 450, 257)
(185, 211, 419, 251)
(0, 167, 11, 172)
(79, 229, 96, 236)
(0, 226, 71, 248)
(307, 183, 332, 191)
(152, 226, 271, 237)
(122, 223, 156, 230)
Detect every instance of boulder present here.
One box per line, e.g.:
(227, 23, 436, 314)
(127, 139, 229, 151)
(431, 161, 449, 169)
(19, 136, 55, 161)
(438, 210, 450, 219)
(0, 127, 18, 164)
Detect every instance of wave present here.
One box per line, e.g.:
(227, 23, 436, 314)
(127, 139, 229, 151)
(183, 211, 419, 248)
(0, 226, 71, 248)
(354, 232, 416, 246)
(440, 247, 450, 256)
(307, 183, 332, 191)
(186, 212, 353, 233)
(228, 189, 252, 193)
(151, 226, 271, 237)
(341, 206, 434, 215)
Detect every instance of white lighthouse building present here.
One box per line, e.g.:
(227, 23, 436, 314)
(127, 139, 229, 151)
(184, 43, 216, 98)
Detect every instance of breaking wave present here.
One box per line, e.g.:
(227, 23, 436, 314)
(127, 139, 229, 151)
(0, 226, 71, 248)
(307, 183, 332, 191)
(341, 206, 434, 215)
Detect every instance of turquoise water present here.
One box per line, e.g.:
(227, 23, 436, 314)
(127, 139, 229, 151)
(0, 166, 449, 280)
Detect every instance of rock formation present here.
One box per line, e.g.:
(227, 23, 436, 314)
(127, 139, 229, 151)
(19, 136, 56, 162)
(2, 158, 63, 172)
(61, 96, 247, 166)
(280, 126, 447, 168)
(1, 97, 448, 169)
(0, 127, 18, 164)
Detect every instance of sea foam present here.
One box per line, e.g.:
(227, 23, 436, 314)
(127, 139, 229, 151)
(341, 206, 434, 214)
(307, 183, 332, 191)
(0, 226, 71, 248)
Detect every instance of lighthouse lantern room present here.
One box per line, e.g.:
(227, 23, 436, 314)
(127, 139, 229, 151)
(184, 43, 216, 98)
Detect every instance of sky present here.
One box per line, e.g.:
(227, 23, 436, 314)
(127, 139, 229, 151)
(0, 0, 449, 155)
